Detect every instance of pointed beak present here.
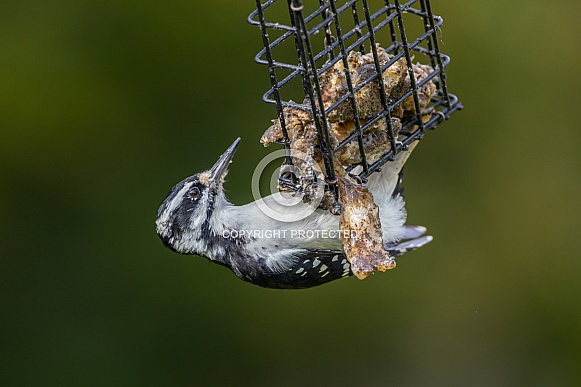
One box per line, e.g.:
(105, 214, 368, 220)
(208, 137, 241, 186)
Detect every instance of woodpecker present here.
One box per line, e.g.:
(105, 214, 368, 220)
(155, 138, 432, 289)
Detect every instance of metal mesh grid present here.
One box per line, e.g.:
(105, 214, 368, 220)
(248, 0, 462, 193)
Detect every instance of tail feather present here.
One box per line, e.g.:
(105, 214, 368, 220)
(386, 225, 432, 257)
(400, 225, 428, 239)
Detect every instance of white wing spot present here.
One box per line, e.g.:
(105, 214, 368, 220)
(312, 258, 321, 268)
(295, 267, 305, 274)
(321, 272, 329, 277)
(332, 255, 339, 262)
(341, 259, 347, 265)
(319, 264, 328, 273)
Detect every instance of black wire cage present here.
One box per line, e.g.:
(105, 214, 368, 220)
(249, 0, 462, 196)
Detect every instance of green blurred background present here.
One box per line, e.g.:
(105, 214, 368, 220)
(1, 0, 580, 385)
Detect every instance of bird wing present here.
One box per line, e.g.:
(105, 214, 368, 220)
(254, 227, 432, 289)
(253, 249, 350, 289)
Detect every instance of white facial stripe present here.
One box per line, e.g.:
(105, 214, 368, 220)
(158, 182, 193, 225)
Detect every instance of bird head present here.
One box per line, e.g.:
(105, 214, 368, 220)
(155, 138, 240, 254)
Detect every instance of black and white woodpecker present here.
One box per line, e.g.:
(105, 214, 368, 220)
(155, 138, 432, 289)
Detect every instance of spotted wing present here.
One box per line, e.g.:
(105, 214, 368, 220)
(254, 249, 351, 289)
(247, 226, 432, 289)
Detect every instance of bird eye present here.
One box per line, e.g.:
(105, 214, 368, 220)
(188, 187, 201, 200)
